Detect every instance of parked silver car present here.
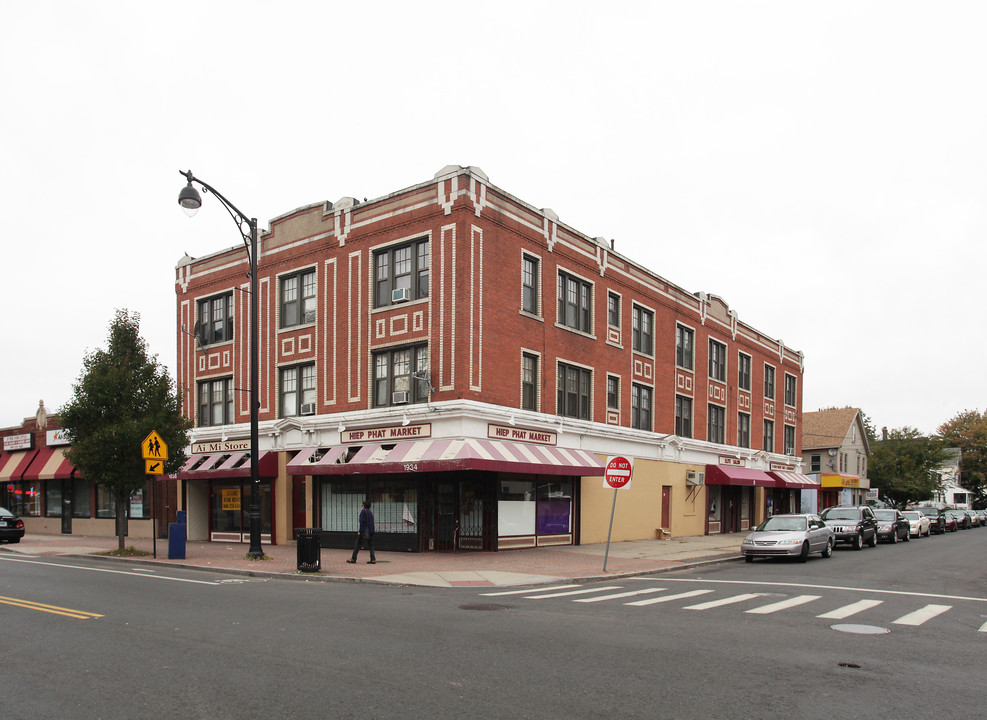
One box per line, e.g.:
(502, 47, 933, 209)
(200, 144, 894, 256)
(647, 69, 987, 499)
(741, 514, 836, 563)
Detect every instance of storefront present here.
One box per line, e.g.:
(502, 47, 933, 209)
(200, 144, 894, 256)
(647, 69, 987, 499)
(287, 435, 603, 552)
(767, 470, 821, 515)
(819, 473, 864, 510)
(177, 450, 279, 543)
(704, 463, 775, 534)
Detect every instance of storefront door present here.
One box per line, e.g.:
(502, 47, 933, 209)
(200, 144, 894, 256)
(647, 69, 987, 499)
(209, 481, 273, 543)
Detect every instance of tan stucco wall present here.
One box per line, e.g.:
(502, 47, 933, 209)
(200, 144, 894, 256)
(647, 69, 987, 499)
(579, 460, 708, 543)
(21, 517, 154, 539)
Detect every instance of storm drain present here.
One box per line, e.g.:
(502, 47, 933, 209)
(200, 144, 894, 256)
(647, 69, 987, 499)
(830, 623, 890, 635)
(459, 603, 513, 611)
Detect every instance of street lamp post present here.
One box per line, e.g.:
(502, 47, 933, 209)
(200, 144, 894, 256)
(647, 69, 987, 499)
(178, 170, 264, 559)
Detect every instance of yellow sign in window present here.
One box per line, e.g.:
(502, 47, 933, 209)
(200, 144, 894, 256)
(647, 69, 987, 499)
(221, 488, 241, 511)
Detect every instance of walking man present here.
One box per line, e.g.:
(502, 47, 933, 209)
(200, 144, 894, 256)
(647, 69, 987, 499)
(347, 500, 376, 564)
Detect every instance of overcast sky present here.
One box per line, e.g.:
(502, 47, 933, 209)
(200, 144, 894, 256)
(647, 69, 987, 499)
(2, 1, 984, 436)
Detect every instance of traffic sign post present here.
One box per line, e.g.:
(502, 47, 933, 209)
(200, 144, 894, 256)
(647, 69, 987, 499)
(603, 456, 633, 571)
(141, 431, 169, 560)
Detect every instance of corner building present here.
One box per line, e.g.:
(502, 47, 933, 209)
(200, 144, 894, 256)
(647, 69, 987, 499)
(175, 165, 807, 551)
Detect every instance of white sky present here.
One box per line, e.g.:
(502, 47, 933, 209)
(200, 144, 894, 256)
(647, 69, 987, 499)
(2, 1, 984, 435)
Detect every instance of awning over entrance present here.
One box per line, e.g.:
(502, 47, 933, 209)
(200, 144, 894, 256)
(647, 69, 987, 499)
(177, 451, 278, 480)
(287, 438, 607, 477)
(705, 464, 775, 487)
(22, 447, 78, 482)
(0, 450, 38, 482)
(820, 473, 865, 489)
(768, 471, 821, 490)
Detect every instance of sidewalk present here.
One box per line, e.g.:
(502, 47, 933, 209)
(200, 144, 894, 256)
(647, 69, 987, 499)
(1, 532, 742, 588)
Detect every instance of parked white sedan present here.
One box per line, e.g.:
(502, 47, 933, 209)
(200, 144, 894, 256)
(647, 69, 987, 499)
(901, 510, 931, 538)
(741, 514, 835, 563)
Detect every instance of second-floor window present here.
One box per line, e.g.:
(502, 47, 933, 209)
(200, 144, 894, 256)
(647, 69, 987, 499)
(676, 325, 694, 370)
(738, 353, 751, 392)
(557, 271, 592, 334)
(197, 293, 233, 345)
(810, 454, 821, 472)
(373, 344, 429, 408)
(607, 292, 620, 328)
(522, 255, 539, 315)
(738, 412, 751, 448)
(784, 425, 796, 455)
(281, 364, 316, 417)
(632, 305, 654, 355)
(763, 419, 774, 452)
(785, 373, 797, 406)
(375, 237, 430, 307)
(764, 365, 776, 399)
(607, 375, 620, 411)
(708, 404, 725, 444)
(676, 395, 693, 438)
(631, 384, 652, 430)
(709, 339, 726, 382)
(557, 362, 591, 420)
(198, 377, 233, 427)
(521, 353, 538, 411)
(280, 269, 316, 327)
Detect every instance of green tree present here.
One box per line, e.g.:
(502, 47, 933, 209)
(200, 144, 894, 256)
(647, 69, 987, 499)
(937, 409, 987, 508)
(60, 310, 192, 549)
(867, 427, 946, 509)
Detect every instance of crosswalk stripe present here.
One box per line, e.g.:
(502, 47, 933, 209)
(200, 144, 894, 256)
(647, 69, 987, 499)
(816, 599, 884, 620)
(746, 595, 821, 614)
(684, 593, 764, 610)
(892, 604, 952, 626)
(979, 620, 987, 633)
(573, 588, 666, 603)
(480, 584, 581, 597)
(524, 586, 623, 599)
(626, 589, 713, 606)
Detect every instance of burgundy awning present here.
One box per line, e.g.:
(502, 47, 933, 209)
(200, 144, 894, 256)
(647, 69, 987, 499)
(288, 438, 606, 477)
(704, 464, 775, 487)
(177, 451, 278, 480)
(768, 471, 821, 490)
(22, 447, 78, 481)
(0, 450, 38, 482)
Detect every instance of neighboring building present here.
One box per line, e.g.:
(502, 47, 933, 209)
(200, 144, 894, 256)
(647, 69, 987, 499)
(175, 165, 807, 551)
(801, 407, 871, 510)
(930, 448, 968, 508)
(0, 401, 179, 538)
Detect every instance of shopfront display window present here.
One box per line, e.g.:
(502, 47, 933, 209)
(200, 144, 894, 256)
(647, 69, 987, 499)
(5, 482, 41, 517)
(209, 482, 272, 542)
(498, 478, 573, 539)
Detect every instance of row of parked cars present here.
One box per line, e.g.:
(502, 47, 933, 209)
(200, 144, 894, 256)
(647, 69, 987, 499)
(741, 505, 986, 562)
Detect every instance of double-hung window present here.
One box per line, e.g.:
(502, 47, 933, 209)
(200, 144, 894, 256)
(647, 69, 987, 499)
(522, 255, 539, 315)
(197, 293, 233, 345)
(738, 353, 751, 392)
(631, 384, 652, 430)
(375, 237, 430, 307)
(764, 365, 776, 399)
(632, 305, 654, 355)
(675, 396, 693, 438)
(557, 271, 592, 334)
(521, 353, 538, 411)
(373, 345, 429, 407)
(607, 375, 620, 411)
(676, 325, 694, 370)
(738, 412, 751, 448)
(281, 364, 316, 417)
(709, 339, 726, 382)
(707, 404, 725, 444)
(198, 377, 233, 427)
(784, 425, 796, 455)
(785, 373, 797, 406)
(281, 269, 316, 327)
(763, 420, 774, 452)
(607, 292, 621, 329)
(557, 362, 591, 420)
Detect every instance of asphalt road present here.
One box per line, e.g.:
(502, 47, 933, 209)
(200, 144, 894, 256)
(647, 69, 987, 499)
(1, 528, 984, 720)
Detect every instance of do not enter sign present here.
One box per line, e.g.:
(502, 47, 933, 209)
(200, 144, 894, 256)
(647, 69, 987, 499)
(604, 455, 633, 489)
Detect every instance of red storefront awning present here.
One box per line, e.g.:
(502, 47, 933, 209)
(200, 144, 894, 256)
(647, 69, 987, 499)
(177, 451, 278, 480)
(704, 464, 775, 487)
(287, 438, 607, 477)
(21, 447, 79, 482)
(768, 471, 821, 490)
(0, 450, 38, 482)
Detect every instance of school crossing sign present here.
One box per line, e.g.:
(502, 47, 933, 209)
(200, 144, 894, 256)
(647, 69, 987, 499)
(142, 431, 169, 475)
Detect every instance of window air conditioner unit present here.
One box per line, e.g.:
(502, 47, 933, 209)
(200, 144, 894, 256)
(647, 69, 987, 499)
(686, 470, 705, 486)
(392, 391, 409, 404)
(303, 310, 316, 323)
(392, 287, 411, 303)
(299, 403, 316, 416)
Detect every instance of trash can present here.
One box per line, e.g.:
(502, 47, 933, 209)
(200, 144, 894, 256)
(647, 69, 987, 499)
(296, 528, 322, 572)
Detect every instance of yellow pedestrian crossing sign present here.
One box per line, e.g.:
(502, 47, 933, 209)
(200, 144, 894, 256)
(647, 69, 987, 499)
(142, 431, 168, 462)
(145, 459, 164, 475)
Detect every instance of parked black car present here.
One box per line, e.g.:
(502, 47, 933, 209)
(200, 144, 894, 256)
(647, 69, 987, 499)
(874, 509, 911, 543)
(820, 505, 879, 550)
(0, 506, 25, 543)
(915, 506, 947, 534)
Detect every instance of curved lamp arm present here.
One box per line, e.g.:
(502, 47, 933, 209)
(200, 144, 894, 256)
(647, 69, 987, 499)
(179, 169, 257, 252)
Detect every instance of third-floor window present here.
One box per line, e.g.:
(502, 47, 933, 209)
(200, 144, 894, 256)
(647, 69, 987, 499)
(197, 292, 233, 345)
(375, 237, 430, 308)
(709, 339, 726, 382)
(557, 270, 592, 334)
(280, 269, 316, 327)
(632, 305, 654, 355)
(676, 325, 694, 370)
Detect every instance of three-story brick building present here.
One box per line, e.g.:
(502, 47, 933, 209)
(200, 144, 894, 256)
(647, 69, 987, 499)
(175, 165, 808, 551)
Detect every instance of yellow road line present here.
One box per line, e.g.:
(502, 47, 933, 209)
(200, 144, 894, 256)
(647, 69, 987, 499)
(0, 595, 103, 619)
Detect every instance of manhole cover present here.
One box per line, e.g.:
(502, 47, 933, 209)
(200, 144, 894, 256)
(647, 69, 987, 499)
(831, 624, 889, 635)
(458, 603, 512, 611)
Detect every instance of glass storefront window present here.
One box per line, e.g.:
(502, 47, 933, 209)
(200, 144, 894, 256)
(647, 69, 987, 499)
(498, 480, 535, 536)
(72, 479, 91, 518)
(319, 479, 417, 534)
(536, 481, 572, 535)
(46, 482, 62, 517)
(6, 482, 42, 516)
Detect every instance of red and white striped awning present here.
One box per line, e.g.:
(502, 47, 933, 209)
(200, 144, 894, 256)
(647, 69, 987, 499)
(177, 451, 278, 480)
(287, 438, 606, 477)
(768, 471, 821, 490)
(22, 447, 78, 481)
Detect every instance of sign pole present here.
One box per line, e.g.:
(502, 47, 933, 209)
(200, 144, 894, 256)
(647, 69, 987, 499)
(602, 455, 633, 572)
(603, 487, 619, 572)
